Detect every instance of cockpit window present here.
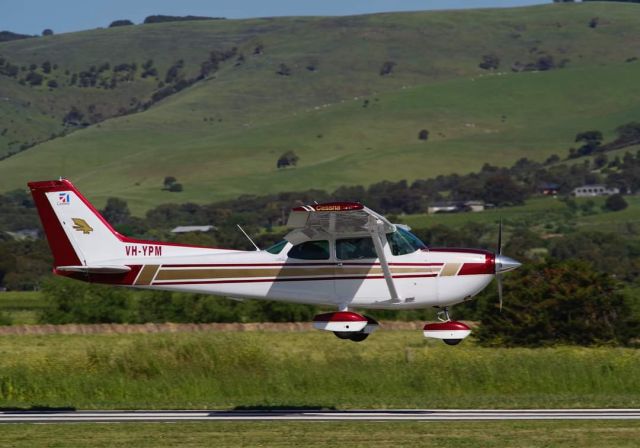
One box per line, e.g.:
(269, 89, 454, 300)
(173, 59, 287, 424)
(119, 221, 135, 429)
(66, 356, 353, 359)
(265, 240, 287, 254)
(386, 228, 427, 256)
(336, 237, 377, 260)
(288, 240, 330, 260)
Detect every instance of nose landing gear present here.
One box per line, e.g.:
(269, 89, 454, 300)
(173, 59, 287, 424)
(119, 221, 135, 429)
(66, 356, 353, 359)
(423, 306, 471, 346)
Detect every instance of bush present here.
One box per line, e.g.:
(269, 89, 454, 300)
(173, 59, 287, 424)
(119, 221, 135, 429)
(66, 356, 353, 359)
(477, 260, 639, 347)
(479, 54, 500, 70)
(277, 150, 299, 168)
(379, 61, 396, 76)
(109, 19, 134, 27)
(276, 63, 291, 76)
(25, 71, 43, 86)
(418, 129, 429, 141)
(40, 277, 135, 324)
(604, 193, 628, 211)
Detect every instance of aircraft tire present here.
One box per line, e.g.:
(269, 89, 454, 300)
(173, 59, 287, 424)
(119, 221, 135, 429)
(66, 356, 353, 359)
(333, 331, 353, 340)
(349, 333, 369, 342)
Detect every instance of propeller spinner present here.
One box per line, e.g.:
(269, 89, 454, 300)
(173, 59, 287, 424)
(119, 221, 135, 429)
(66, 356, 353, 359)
(494, 220, 522, 311)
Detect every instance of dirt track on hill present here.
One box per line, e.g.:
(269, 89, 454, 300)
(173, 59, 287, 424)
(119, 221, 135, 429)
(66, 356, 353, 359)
(0, 321, 428, 336)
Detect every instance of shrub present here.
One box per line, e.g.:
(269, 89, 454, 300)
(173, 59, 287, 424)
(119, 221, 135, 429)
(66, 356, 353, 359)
(277, 150, 299, 168)
(479, 54, 500, 70)
(379, 61, 396, 76)
(604, 193, 628, 212)
(109, 19, 134, 27)
(477, 260, 638, 346)
(418, 129, 429, 141)
(276, 63, 291, 76)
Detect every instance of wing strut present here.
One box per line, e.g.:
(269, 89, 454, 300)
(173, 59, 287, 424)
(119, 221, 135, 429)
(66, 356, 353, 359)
(368, 216, 401, 303)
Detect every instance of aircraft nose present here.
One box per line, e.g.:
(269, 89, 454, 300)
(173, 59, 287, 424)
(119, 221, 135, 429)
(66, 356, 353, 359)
(495, 254, 522, 274)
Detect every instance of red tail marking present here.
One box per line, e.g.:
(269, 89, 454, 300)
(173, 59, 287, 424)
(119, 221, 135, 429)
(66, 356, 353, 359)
(28, 180, 82, 267)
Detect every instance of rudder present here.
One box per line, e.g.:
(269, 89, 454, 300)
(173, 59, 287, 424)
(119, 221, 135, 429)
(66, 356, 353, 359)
(28, 179, 124, 267)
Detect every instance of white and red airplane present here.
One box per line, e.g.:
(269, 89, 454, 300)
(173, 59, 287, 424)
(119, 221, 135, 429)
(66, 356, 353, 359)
(29, 179, 521, 344)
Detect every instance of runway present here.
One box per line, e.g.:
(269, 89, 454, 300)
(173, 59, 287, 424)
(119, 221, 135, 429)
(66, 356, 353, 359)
(1, 409, 640, 423)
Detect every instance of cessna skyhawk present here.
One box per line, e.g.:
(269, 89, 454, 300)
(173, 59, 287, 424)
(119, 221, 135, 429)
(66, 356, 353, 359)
(28, 179, 521, 344)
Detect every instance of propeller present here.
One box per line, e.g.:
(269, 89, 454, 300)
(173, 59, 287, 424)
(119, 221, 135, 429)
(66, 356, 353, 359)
(497, 219, 504, 311)
(493, 219, 522, 312)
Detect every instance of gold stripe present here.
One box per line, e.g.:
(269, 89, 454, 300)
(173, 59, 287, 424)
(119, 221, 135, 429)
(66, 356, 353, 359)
(154, 266, 439, 282)
(135, 265, 160, 285)
(440, 263, 461, 277)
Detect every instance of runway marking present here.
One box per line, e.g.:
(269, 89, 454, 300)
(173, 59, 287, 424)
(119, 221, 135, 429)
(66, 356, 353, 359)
(2, 409, 640, 423)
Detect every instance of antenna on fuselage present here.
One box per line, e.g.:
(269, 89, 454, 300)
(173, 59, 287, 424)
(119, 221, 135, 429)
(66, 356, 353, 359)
(236, 224, 260, 251)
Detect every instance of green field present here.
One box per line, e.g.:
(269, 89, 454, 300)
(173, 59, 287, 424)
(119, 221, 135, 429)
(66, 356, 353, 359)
(2, 3, 640, 212)
(400, 195, 640, 234)
(0, 291, 44, 324)
(0, 331, 638, 410)
(2, 421, 640, 448)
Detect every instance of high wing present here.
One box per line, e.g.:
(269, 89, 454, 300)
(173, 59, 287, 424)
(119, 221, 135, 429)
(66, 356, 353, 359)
(285, 202, 401, 302)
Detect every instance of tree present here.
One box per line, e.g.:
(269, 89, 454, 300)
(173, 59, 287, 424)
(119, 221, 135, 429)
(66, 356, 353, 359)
(276, 63, 291, 76)
(163, 176, 177, 189)
(25, 71, 43, 86)
(109, 19, 134, 27)
(101, 197, 130, 226)
(574, 130, 603, 156)
(478, 54, 500, 70)
(162, 176, 183, 192)
(63, 106, 84, 126)
(476, 260, 638, 347)
(41, 60, 51, 73)
(615, 122, 640, 145)
(482, 174, 528, 206)
(42, 29, 54, 36)
(277, 150, 299, 168)
(604, 193, 628, 212)
(379, 61, 396, 76)
(418, 129, 429, 141)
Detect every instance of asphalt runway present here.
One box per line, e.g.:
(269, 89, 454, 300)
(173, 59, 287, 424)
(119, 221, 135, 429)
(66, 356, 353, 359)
(1, 409, 640, 423)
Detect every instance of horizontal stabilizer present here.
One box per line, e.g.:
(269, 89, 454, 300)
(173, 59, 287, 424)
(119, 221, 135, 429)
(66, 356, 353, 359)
(56, 265, 132, 274)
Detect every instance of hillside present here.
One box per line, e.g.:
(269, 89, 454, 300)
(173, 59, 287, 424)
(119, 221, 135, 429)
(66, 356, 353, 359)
(1, 3, 640, 211)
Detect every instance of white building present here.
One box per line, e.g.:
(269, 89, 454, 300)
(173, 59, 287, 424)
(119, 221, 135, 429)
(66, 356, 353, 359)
(572, 185, 619, 198)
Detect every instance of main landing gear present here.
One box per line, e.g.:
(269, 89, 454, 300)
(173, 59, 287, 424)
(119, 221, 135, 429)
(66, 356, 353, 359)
(312, 311, 379, 342)
(423, 306, 471, 346)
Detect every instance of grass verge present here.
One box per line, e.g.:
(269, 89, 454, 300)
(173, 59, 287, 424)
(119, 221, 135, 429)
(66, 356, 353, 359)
(1, 421, 640, 447)
(0, 331, 638, 409)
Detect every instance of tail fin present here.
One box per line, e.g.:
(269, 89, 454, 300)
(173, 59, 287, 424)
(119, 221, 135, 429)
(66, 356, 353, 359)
(28, 179, 125, 267)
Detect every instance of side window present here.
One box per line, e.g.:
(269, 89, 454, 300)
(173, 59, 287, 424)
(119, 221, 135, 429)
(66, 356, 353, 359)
(336, 237, 377, 260)
(288, 240, 330, 260)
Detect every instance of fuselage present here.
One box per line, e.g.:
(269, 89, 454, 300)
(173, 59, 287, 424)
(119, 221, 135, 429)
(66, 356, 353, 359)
(59, 238, 496, 310)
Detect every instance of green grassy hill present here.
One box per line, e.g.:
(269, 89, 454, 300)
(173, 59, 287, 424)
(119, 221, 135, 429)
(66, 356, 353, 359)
(1, 3, 640, 212)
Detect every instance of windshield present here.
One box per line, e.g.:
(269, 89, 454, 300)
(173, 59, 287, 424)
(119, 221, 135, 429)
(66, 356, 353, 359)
(386, 227, 427, 256)
(265, 240, 287, 254)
